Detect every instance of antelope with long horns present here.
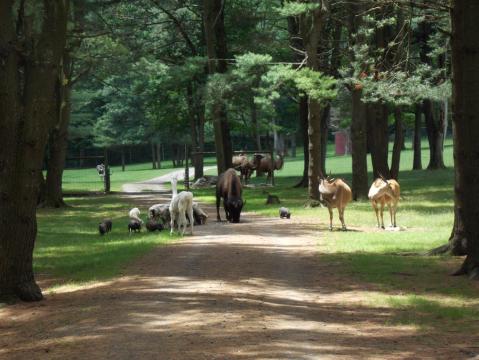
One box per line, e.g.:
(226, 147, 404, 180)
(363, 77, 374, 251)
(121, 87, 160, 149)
(318, 173, 352, 231)
(368, 175, 400, 229)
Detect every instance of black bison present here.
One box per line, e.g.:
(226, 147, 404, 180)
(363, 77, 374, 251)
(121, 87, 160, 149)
(99, 219, 112, 235)
(216, 168, 244, 223)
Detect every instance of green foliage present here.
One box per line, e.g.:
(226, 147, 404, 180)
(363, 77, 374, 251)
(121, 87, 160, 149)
(277, 1, 320, 17)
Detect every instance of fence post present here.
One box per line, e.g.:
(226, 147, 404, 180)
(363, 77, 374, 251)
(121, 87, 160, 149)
(104, 148, 111, 193)
(184, 144, 190, 191)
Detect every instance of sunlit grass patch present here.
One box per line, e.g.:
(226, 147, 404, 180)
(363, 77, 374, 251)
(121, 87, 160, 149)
(35, 196, 176, 285)
(369, 294, 479, 330)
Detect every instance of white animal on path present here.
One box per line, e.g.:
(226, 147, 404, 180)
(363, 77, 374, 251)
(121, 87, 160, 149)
(129, 207, 143, 224)
(169, 176, 194, 236)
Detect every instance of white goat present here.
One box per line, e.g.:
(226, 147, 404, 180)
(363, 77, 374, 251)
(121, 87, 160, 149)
(169, 176, 194, 236)
(129, 207, 143, 224)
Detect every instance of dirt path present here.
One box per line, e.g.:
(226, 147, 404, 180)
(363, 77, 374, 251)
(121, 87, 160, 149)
(0, 173, 476, 359)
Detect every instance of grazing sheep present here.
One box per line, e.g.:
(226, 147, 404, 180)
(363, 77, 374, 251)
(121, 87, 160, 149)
(192, 202, 208, 225)
(128, 219, 142, 233)
(368, 176, 400, 229)
(146, 219, 164, 232)
(98, 219, 112, 235)
(148, 203, 171, 227)
(279, 207, 291, 219)
(129, 207, 143, 224)
(169, 176, 194, 236)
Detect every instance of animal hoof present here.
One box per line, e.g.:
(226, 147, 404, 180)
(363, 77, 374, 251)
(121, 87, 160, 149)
(381, 226, 385, 230)
(329, 227, 333, 231)
(342, 227, 347, 231)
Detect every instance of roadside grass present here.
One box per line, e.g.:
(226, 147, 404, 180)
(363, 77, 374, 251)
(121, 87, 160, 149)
(35, 196, 175, 287)
(191, 139, 479, 330)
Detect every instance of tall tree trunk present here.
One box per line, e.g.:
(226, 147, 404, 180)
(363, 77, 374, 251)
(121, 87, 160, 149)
(450, 0, 479, 278)
(203, 0, 232, 174)
(423, 100, 446, 169)
(413, 104, 423, 170)
(295, 96, 309, 188)
(44, 87, 71, 208)
(151, 142, 157, 169)
(156, 143, 162, 169)
(196, 105, 205, 178)
(320, 104, 330, 175)
(390, 107, 404, 180)
(43, 50, 72, 208)
(251, 95, 261, 151)
(368, 103, 391, 178)
(290, 134, 297, 158)
(351, 89, 369, 200)
(121, 147, 126, 172)
(0, 1, 68, 302)
(299, 6, 326, 200)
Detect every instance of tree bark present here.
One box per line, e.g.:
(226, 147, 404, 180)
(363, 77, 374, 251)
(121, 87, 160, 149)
(295, 96, 309, 188)
(413, 104, 423, 170)
(156, 143, 162, 169)
(299, 6, 326, 200)
(423, 99, 446, 169)
(367, 103, 391, 178)
(203, 0, 232, 174)
(195, 105, 205, 178)
(251, 95, 261, 151)
(450, 0, 479, 279)
(151, 142, 157, 169)
(390, 107, 404, 180)
(320, 104, 329, 176)
(121, 147, 126, 172)
(351, 89, 369, 200)
(43, 49, 73, 208)
(0, 1, 68, 302)
(290, 134, 296, 158)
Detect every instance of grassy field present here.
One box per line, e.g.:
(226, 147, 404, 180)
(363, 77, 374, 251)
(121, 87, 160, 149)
(35, 196, 175, 288)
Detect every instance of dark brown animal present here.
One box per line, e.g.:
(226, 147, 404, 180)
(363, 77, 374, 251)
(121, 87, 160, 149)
(318, 175, 352, 231)
(216, 168, 244, 223)
(253, 153, 284, 183)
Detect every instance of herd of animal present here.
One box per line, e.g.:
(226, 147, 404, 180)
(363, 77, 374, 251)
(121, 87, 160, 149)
(318, 173, 401, 231)
(232, 152, 284, 184)
(98, 152, 402, 235)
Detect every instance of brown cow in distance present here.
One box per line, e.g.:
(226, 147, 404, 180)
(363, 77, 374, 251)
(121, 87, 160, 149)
(216, 168, 244, 223)
(253, 153, 284, 183)
(318, 175, 352, 231)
